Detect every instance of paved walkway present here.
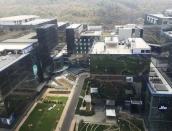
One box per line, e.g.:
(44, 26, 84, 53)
(55, 73, 89, 131)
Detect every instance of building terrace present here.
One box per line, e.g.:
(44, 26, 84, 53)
(90, 37, 151, 55)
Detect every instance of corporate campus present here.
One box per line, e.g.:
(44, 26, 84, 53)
(0, 8, 172, 131)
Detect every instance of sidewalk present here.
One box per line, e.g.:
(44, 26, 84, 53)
(55, 73, 89, 131)
(55, 74, 80, 131)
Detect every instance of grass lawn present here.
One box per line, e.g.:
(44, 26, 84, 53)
(19, 96, 68, 131)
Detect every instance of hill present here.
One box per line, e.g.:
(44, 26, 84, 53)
(0, 0, 171, 26)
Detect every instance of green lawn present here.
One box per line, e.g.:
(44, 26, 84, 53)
(19, 96, 68, 131)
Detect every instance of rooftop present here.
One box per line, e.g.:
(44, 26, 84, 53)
(115, 24, 142, 29)
(0, 15, 39, 21)
(149, 14, 172, 19)
(23, 19, 56, 25)
(0, 38, 37, 52)
(87, 25, 102, 31)
(58, 22, 69, 27)
(81, 31, 102, 37)
(67, 24, 81, 29)
(17, 32, 37, 39)
(2, 39, 37, 43)
(0, 54, 27, 72)
(163, 31, 172, 38)
(148, 63, 172, 95)
(37, 23, 57, 29)
(90, 38, 151, 55)
(106, 109, 116, 117)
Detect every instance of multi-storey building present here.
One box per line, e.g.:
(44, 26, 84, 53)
(66, 24, 84, 55)
(144, 63, 172, 131)
(66, 24, 102, 55)
(0, 38, 44, 127)
(0, 15, 57, 31)
(36, 24, 58, 79)
(143, 10, 172, 52)
(90, 37, 151, 78)
(90, 37, 151, 99)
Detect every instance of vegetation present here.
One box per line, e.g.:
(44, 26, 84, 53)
(90, 55, 150, 75)
(0, 0, 171, 26)
(77, 118, 144, 131)
(75, 79, 94, 116)
(78, 122, 117, 131)
(19, 96, 68, 131)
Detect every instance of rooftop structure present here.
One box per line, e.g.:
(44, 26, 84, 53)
(114, 24, 143, 40)
(58, 22, 69, 27)
(90, 38, 151, 55)
(0, 15, 39, 22)
(0, 15, 39, 25)
(144, 11, 172, 26)
(106, 109, 116, 117)
(0, 38, 37, 53)
(87, 25, 102, 31)
(22, 18, 56, 26)
(67, 24, 82, 29)
(80, 31, 102, 37)
(0, 15, 57, 31)
(0, 54, 26, 72)
(2, 38, 37, 43)
(149, 14, 172, 19)
(163, 31, 172, 38)
(17, 32, 37, 39)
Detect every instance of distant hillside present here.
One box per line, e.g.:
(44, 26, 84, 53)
(0, 0, 172, 26)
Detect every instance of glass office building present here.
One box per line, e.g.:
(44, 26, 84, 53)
(144, 64, 172, 131)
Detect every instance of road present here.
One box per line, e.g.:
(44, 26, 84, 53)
(58, 73, 89, 131)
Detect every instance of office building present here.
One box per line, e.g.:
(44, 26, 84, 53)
(66, 24, 84, 54)
(144, 63, 172, 131)
(0, 15, 57, 31)
(0, 38, 43, 127)
(143, 10, 172, 50)
(36, 24, 58, 79)
(66, 24, 102, 55)
(90, 37, 151, 79)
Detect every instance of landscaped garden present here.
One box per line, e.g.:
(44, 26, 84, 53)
(75, 78, 94, 116)
(19, 96, 68, 131)
(77, 119, 144, 131)
(78, 121, 118, 131)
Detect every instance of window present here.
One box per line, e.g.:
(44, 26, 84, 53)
(163, 21, 168, 24)
(141, 50, 144, 53)
(146, 50, 150, 53)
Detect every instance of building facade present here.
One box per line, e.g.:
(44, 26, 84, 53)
(144, 64, 172, 131)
